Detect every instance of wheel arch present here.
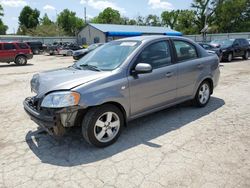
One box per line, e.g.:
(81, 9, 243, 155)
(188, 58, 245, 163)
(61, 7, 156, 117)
(82, 101, 128, 127)
(15, 53, 27, 60)
(202, 78, 214, 95)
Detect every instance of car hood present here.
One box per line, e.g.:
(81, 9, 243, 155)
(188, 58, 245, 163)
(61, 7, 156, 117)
(31, 67, 110, 97)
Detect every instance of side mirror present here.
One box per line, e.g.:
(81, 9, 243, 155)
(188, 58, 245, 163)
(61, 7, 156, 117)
(133, 63, 153, 74)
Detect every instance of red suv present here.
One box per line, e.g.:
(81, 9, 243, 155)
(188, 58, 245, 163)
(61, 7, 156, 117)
(0, 42, 33, 65)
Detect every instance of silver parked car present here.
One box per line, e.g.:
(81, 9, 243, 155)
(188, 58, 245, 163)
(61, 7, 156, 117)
(24, 36, 220, 147)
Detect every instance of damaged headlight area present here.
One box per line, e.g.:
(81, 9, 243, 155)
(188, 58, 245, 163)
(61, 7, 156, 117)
(41, 91, 80, 108)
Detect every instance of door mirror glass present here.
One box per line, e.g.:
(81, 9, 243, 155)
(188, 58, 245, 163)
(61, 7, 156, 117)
(134, 63, 152, 74)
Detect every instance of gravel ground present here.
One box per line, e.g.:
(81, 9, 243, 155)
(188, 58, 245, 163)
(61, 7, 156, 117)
(0, 55, 250, 188)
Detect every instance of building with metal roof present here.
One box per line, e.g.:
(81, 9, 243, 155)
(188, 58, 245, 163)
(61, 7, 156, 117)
(77, 23, 182, 45)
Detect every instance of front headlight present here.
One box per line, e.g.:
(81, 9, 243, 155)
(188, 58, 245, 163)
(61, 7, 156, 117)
(41, 91, 80, 108)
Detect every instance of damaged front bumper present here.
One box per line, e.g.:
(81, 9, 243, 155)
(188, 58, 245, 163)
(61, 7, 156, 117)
(23, 97, 81, 136)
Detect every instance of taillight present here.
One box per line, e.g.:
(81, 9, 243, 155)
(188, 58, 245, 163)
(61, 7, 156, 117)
(29, 49, 32, 54)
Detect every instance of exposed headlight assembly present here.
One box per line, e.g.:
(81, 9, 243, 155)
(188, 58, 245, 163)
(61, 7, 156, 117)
(41, 91, 80, 108)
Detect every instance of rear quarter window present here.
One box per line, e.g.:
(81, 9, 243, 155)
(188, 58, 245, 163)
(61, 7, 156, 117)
(17, 43, 29, 49)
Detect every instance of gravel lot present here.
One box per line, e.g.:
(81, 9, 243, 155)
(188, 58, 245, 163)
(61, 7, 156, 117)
(0, 55, 250, 188)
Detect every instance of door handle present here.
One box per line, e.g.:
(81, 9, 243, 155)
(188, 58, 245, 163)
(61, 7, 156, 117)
(165, 72, 173, 78)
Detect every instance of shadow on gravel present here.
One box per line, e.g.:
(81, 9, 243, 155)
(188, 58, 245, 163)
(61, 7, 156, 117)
(25, 97, 225, 167)
(0, 64, 34, 68)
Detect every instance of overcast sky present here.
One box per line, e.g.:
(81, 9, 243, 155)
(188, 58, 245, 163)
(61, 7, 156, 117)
(0, 0, 193, 34)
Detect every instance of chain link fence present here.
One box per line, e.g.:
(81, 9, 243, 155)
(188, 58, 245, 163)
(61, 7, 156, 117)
(185, 32, 250, 42)
(0, 35, 77, 44)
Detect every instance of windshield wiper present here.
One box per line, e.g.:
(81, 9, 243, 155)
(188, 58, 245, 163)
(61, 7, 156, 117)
(80, 64, 101, 72)
(70, 64, 81, 70)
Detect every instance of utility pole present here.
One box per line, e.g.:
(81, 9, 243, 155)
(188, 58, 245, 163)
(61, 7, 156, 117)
(84, 7, 87, 24)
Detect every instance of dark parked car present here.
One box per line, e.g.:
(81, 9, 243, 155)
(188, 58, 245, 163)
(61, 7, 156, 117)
(58, 43, 83, 56)
(199, 43, 222, 60)
(0, 42, 33, 65)
(24, 36, 220, 147)
(25, 41, 44, 54)
(73, 43, 103, 60)
(210, 38, 250, 62)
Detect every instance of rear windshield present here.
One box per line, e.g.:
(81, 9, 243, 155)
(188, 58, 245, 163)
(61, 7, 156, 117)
(17, 43, 29, 49)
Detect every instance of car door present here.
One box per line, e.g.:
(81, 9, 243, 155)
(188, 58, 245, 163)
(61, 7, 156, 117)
(2, 43, 17, 62)
(233, 39, 242, 56)
(128, 40, 177, 117)
(172, 40, 201, 100)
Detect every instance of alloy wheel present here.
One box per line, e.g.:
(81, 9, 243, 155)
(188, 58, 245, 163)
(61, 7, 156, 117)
(94, 112, 120, 143)
(198, 83, 210, 104)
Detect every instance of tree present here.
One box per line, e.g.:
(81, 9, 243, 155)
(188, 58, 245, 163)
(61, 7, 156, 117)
(136, 16, 146, 26)
(0, 5, 8, 34)
(212, 0, 250, 33)
(57, 9, 85, 36)
(191, 0, 217, 32)
(145, 14, 161, 26)
(161, 10, 180, 29)
(161, 10, 198, 34)
(40, 13, 53, 25)
(26, 23, 66, 36)
(19, 6, 40, 29)
(175, 10, 198, 34)
(91, 7, 122, 24)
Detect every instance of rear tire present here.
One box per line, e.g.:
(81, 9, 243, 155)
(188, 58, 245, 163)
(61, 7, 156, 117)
(82, 104, 124, 147)
(194, 81, 211, 107)
(243, 51, 249, 60)
(15, 55, 27, 66)
(33, 49, 39, 54)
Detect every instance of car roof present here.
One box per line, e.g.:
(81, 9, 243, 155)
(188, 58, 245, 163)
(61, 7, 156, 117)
(117, 35, 187, 42)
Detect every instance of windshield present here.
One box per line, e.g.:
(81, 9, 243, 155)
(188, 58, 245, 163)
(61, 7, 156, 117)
(75, 41, 140, 71)
(211, 39, 234, 47)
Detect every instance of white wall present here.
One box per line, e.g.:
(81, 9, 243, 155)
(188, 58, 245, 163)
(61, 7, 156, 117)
(78, 25, 106, 45)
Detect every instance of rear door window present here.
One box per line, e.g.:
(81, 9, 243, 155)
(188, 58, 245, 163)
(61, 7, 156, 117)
(17, 43, 29, 49)
(3, 43, 16, 50)
(173, 40, 198, 62)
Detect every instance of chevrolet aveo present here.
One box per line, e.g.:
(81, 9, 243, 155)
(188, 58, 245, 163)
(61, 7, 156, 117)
(24, 36, 220, 147)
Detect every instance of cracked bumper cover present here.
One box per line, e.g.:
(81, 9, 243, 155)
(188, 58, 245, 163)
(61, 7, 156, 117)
(23, 97, 80, 135)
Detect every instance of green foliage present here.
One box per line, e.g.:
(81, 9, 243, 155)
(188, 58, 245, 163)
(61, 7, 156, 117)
(145, 14, 161, 26)
(0, 4, 8, 34)
(57, 9, 85, 36)
(161, 10, 180, 29)
(212, 0, 250, 32)
(40, 13, 53, 26)
(175, 10, 198, 34)
(91, 7, 122, 24)
(19, 6, 40, 29)
(161, 10, 198, 34)
(26, 23, 66, 36)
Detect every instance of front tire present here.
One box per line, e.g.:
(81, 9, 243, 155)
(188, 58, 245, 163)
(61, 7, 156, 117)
(243, 51, 249, 60)
(194, 81, 211, 107)
(82, 104, 124, 147)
